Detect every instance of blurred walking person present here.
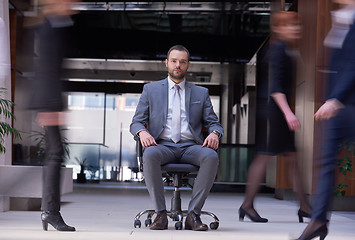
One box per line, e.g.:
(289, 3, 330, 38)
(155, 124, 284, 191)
(239, 11, 312, 223)
(297, 1, 355, 239)
(30, 0, 77, 231)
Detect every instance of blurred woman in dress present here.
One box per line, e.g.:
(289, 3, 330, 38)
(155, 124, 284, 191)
(239, 11, 312, 223)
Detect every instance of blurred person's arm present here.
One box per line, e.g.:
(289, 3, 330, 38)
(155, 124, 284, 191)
(25, 0, 78, 27)
(271, 92, 300, 131)
(314, 99, 344, 121)
(41, 0, 78, 17)
(269, 41, 300, 131)
(36, 112, 67, 126)
(34, 1, 79, 127)
(41, 0, 78, 28)
(325, 27, 355, 105)
(316, 20, 355, 121)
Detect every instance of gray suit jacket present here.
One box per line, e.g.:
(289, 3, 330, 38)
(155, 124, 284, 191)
(130, 78, 223, 144)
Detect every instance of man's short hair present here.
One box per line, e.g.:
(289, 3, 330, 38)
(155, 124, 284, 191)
(167, 45, 190, 60)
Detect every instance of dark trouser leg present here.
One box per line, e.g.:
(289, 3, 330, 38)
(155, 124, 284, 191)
(181, 145, 219, 215)
(312, 107, 355, 223)
(142, 144, 175, 212)
(41, 126, 64, 212)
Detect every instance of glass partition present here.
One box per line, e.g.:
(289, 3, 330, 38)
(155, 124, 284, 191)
(64, 92, 141, 181)
(64, 92, 221, 182)
(216, 144, 255, 183)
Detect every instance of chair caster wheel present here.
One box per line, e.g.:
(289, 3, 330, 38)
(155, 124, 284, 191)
(175, 221, 183, 230)
(210, 221, 219, 230)
(134, 219, 141, 228)
(145, 219, 152, 227)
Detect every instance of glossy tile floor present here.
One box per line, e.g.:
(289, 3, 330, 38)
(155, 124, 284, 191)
(0, 182, 354, 240)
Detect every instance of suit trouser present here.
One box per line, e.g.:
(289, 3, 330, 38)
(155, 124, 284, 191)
(312, 106, 355, 222)
(142, 140, 219, 215)
(41, 126, 64, 212)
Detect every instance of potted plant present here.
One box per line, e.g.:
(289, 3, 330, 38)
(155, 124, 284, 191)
(0, 88, 21, 153)
(336, 140, 354, 197)
(74, 157, 92, 183)
(30, 129, 70, 165)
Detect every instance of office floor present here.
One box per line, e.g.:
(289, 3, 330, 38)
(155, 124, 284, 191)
(0, 182, 354, 240)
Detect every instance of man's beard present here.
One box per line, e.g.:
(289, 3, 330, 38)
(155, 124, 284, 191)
(169, 69, 185, 80)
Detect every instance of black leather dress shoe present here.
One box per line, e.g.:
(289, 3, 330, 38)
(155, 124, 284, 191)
(185, 212, 208, 231)
(150, 211, 168, 230)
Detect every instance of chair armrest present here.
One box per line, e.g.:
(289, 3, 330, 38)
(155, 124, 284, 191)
(136, 139, 143, 172)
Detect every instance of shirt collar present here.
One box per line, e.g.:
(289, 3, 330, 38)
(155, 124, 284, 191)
(168, 76, 185, 91)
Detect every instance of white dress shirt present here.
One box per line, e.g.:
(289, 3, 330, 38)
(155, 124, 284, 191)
(159, 77, 194, 141)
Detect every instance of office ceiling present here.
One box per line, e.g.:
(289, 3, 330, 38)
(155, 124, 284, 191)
(67, 1, 287, 62)
(10, 1, 295, 62)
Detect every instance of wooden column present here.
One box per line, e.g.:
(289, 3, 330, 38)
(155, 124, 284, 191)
(271, 0, 285, 12)
(295, 0, 355, 201)
(0, 0, 13, 165)
(10, 9, 17, 103)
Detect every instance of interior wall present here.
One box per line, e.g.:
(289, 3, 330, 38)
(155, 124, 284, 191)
(313, 0, 337, 194)
(295, 0, 319, 194)
(296, 0, 338, 195)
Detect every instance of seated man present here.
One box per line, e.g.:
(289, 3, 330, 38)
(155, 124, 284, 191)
(130, 45, 223, 231)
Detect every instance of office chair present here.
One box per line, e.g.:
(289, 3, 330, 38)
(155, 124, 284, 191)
(133, 140, 219, 230)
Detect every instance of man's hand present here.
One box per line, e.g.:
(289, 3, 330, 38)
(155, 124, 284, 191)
(314, 99, 343, 121)
(284, 112, 301, 131)
(202, 132, 219, 150)
(36, 111, 66, 126)
(139, 130, 157, 148)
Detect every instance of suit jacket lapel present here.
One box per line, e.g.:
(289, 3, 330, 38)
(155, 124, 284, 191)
(185, 81, 191, 122)
(161, 78, 168, 125)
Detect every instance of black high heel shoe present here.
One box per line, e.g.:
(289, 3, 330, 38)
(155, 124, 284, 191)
(298, 209, 312, 223)
(297, 224, 328, 240)
(41, 211, 76, 231)
(239, 207, 268, 223)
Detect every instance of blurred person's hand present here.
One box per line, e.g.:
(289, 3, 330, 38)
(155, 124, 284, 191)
(271, 92, 301, 131)
(314, 99, 344, 121)
(42, 0, 79, 17)
(36, 111, 67, 126)
(285, 112, 301, 131)
(202, 132, 219, 150)
(139, 130, 157, 148)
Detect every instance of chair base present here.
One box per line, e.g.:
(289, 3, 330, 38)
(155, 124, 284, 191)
(134, 209, 219, 230)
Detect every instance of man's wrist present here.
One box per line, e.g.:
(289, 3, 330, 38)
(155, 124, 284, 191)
(212, 130, 221, 138)
(137, 129, 147, 137)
